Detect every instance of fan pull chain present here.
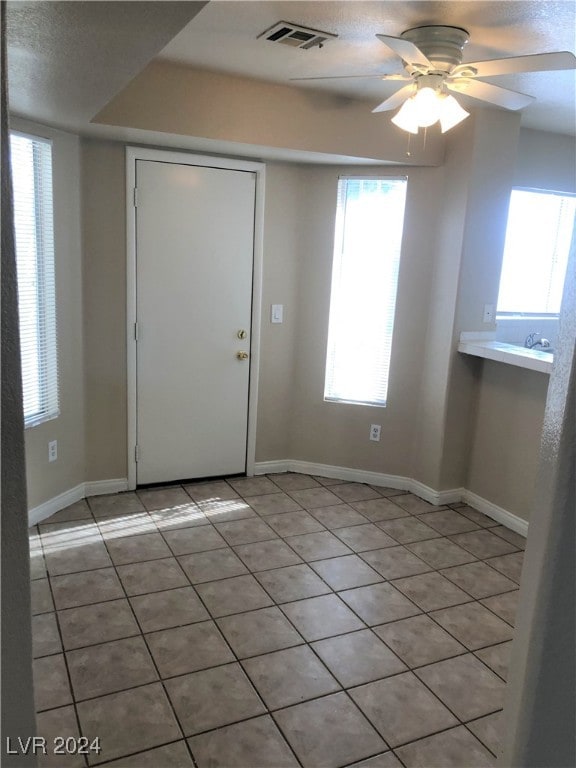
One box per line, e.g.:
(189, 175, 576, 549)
(405, 131, 411, 157)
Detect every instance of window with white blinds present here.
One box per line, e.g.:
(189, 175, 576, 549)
(497, 188, 576, 316)
(324, 177, 408, 406)
(10, 132, 59, 427)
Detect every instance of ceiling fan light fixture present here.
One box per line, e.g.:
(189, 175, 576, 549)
(391, 98, 419, 134)
(411, 86, 442, 126)
(439, 94, 470, 132)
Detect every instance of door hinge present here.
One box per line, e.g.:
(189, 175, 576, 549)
(133, 187, 138, 207)
(135, 445, 140, 462)
(134, 322, 139, 341)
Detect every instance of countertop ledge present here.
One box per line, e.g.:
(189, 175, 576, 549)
(458, 336, 553, 374)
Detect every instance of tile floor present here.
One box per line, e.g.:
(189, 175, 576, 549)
(29, 473, 525, 768)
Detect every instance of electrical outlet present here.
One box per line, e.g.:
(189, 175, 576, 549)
(483, 303, 495, 323)
(48, 440, 58, 462)
(370, 424, 381, 442)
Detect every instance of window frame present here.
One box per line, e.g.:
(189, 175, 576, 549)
(496, 186, 576, 319)
(10, 129, 59, 429)
(323, 174, 408, 408)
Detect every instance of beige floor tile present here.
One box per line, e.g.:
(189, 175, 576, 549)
(312, 475, 347, 486)
(288, 487, 344, 510)
(150, 504, 209, 531)
(137, 486, 191, 511)
(101, 741, 194, 767)
(217, 606, 303, 658)
(415, 653, 505, 721)
(50, 567, 125, 609)
(310, 554, 383, 591)
(376, 516, 440, 544)
(165, 662, 266, 736)
(255, 563, 331, 602)
(310, 504, 369, 529)
(243, 645, 340, 709)
(348, 753, 404, 768)
(178, 547, 248, 584)
(480, 590, 519, 626)
(97, 513, 158, 540)
(146, 620, 234, 677)
(396, 725, 495, 767)
(105, 532, 172, 565)
(280, 593, 364, 640)
(455, 505, 499, 529)
(417, 509, 480, 536)
(391, 495, 446, 515)
(32, 613, 62, 658)
(331, 483, 383, 503)
(228, 476, 279, 497)
(274, 692, 386, 768)
(197, 498, 257, 524)
(475, 641, 511, 680)
(360, 546, 432, 579)
(350, 498, 410, 522)
(339, 582, 421, 626)
(129, 586, 209, 632)
(244, 492, 303, 515)
(234, 539, 303, 571)
(44, 540, 113, 577)
(30, 550, 48, 580)
(31, 578, 55, 614)
(34, 654, 72, 711)
(162, 525, 227, 555)
(88, 492, 145, 518)
(265, 510, 326, 537)
(195, 574, 273, 617)
(374, 614, 466, 668)
(440, 561, 518, 599)
(58, 598, 140, 650)
(46, 500, 93, 524)
(284, 531, 352, 561)
(350, 672, 458, 747)
(333, 524, 397, 553)
(214, 518, 277, 546)
(406, 538, 477, 569)
(189, 715, 299, 768)
(430, 602, 514, 650)
(484, 552, 524, 583)
(391, 572, 472, 611)
(312, 629, 406, 687)
(36, 706, 84, 768)
(491, 525, 526, 550)
(77, 683, 182, 765)
(467, 711, 503, 756)
(67, 636, 157, 700)
(270, 473, 322, 492)
(449, 530, 519, 559)
(116, 557, 189, 596)
(184, 480, 240, 502)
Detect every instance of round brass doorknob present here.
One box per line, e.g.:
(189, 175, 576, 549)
(236, 351, 249, 360)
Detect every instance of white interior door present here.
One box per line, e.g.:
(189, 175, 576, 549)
(135, 159, 256, 484)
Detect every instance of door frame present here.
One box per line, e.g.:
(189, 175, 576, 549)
(125, 146, 265, 490)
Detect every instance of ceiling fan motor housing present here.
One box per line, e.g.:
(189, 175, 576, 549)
(402, 25, 470, 71)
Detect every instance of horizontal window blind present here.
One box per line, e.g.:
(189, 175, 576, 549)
(497, 188, 576, 315)
(324, 177, 407, 406)
(10, 132, 59, 427)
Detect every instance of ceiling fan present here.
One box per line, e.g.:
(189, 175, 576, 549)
(294, 26, 576, 133)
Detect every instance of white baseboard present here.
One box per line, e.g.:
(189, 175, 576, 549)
(28, 478, 129, 527)
(255, 460, 528, 537)
(462, 490, 529, 537)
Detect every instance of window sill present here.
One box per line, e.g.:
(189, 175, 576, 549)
(458, 333, 552, 375)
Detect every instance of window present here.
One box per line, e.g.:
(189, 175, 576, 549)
(497, 188, 576, 316)
(10, 132, 59, 427)
(324, 177, 407, 406)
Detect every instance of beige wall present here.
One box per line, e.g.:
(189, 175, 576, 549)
(82, 139, 127, 482)
(12, 118, 86, 509)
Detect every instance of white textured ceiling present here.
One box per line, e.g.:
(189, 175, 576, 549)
(159, 0, 576, 135)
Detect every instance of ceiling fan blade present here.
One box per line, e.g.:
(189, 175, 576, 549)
(290, 73, 411, 82)
(372, 84, 416, 113)
(453, 51, 576, 78)
(375, 33, 432, 69)
(447, 79, 534, 110)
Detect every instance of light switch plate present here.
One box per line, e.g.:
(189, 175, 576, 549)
(271, 304, 283, 324)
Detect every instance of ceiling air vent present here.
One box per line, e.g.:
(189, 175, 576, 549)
(258, 21, 338, 50)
